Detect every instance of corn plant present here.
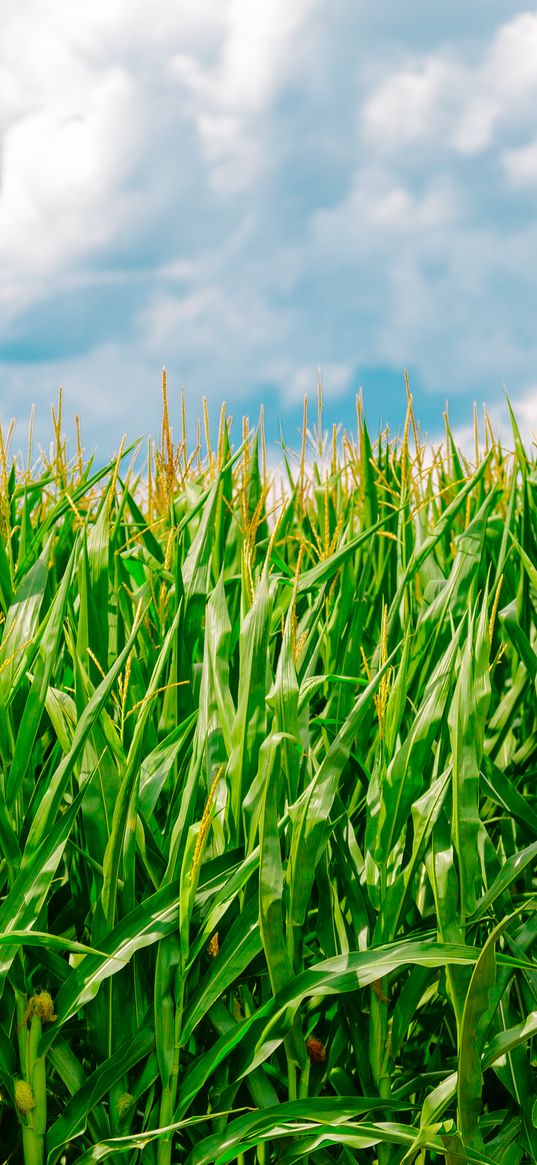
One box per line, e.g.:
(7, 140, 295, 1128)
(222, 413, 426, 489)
(0, 379, 535, 1164)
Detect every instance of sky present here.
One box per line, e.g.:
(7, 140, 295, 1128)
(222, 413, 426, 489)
(1, 1, 537, 459)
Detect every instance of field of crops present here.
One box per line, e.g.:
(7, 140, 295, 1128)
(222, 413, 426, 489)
(0, 382, 536, 1165)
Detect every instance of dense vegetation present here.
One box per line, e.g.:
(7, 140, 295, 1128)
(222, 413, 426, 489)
(0, 381, 535, 1164)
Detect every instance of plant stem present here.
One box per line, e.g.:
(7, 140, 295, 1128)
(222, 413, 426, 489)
(157, 980, 184, 1165)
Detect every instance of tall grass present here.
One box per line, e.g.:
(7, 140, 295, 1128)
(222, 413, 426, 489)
(0, 379, 535, 1164)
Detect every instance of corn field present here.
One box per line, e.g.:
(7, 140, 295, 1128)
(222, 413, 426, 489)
(0, 380, 535, 1164)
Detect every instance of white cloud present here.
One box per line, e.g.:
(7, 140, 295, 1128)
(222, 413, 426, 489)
(362, 59, 456, 153)
(503, 138, 537, 187)
(0, 338, 232, 463)
(447, 385, 537, 458)
(139, 286, 237, 354)
(267, 362, 353, 407)
(311, 170, 458, 260)
(0, 0, 316, 320)
(487, 12, 537, 101)
(362, 12, 537, 159)
(307, 151, 537, 398)
(0, 68, 142, 320)
(0, 6, 162, 322)
(300, 11, 537, 406)
(168, 0, 316, 190)
(1, 2, 537, 458)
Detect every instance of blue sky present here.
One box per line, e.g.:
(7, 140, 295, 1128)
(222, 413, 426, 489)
(1, 1, 537, 458)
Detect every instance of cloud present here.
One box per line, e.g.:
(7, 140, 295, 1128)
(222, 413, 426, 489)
(0, 6, 168, 324)
(362, 60, 456, 154)
(362, 12, 537, 158)
(297, 10, 537, 410)
(167, 0, 317, 191)
(0, 0, 316, 316)
(503, 138, 537, 187)
(0, 69, 142, 319)
(265, 362, 353, 408)
(448, 384, 537, 458)
(311, 170, 458, 255)
(1, 3, 537, 456)
(0, 343, 146, 462)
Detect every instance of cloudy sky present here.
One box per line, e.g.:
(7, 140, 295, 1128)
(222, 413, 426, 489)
(2, 1, 537, 457)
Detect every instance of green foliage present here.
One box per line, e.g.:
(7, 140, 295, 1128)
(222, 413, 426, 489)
(0, 385, 535, 1164)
